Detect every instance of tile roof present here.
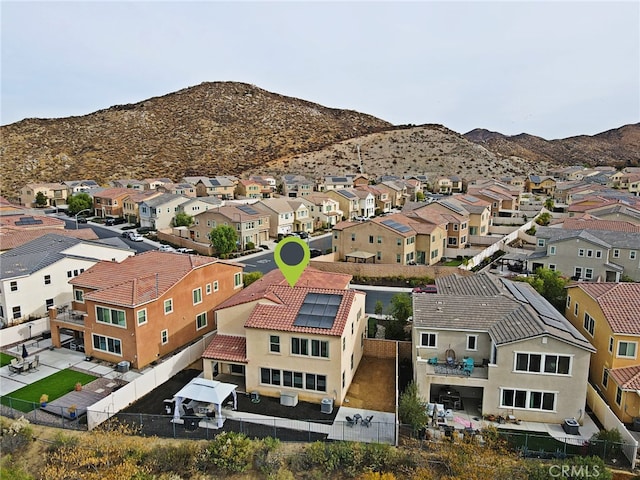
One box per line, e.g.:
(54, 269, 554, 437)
(0, 228, 98, 251)
(73, 251, 240, 307)
(561, 218, 640, 233)
(202, 335, 247, 362)
(244, 285, 361, 336)
(0, 214, 66, 229)
(215, 267, 352, 310)
(574, 283, 640, 335)
(93, 187, 138, 199)
(435, 273, 503, 296)
(608, 365, 640, 391)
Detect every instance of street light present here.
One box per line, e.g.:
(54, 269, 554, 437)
(75, 208, 92, 229)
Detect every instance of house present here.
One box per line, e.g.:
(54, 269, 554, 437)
(303, 193, 343, 229)
(156, 182, 198, 198)
(18, 183, 69, 208)
(467, 182, 521, 217)
(281, 175, 314, 198)
(122, 190, 164, 225)
(190, 204, 270, 250)
(287, 199, 313, 233)
(332, 213, 446, 265)
(404, 200, 471, 249)
(351, 174, 370, 188)
(93, 188, 139, 218)
(447, 195, 491, 237)
(326, 189, 361, 221)
(525, 175, 557, 196)
(48, 251, 244, 369)
(235, 179, 264, 199)
(412, 273, 595, 423)
(0, 234, 133, 325)
(195, 177, 236, 200)
(528, 225, 640, 282)
(111, 179, 145, 190)
(0, 227, 98, 253)
(565, 283, 640, 423)
(62, 180, 100, 195)
(434, 176, 463, 195)
(254, 198, 296, 237)
(138, 193, 190, 230)
(178, 197, 223, 218)
(142, 178, 173, 190)
(356, 185, 392, 214)
(377, 180, 408, 207)
(201, 267, 366, 406)
(248, 175, 277, 195)
(317, 176, 354, 192)
(353, 189, 376, 219)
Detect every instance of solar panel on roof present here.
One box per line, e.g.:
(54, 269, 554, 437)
(440, 201, 465, 214)
(293, 292, 342, 329)
(238, 205, 259, 215)
(381, 219, 412, 233)
(15, 217, 43, 226)
(337, 189, 356, 198)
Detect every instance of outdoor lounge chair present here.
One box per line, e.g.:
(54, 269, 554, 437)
(345, 416, 357, 427)
(8, 359, 23, 375)
(28, 355, 39, 371)
(361, 415, 374, 427)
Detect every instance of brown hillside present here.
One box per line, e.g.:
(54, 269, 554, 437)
(464, 123, 640, 167)
(0, 82, 391, 197)
(257, 124, 550, 181)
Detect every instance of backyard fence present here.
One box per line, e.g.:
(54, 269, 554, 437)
(0, 398, 85, 431)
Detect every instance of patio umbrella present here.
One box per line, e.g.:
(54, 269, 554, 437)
(22, 344, 28, 359)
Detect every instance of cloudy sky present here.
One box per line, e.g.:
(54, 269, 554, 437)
(1, 1, 638, 139)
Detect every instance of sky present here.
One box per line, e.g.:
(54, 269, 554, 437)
(1, 1, 638, 139)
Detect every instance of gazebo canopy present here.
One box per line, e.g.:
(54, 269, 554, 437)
(345, 251, 376, 263)
(173, 378, 236, 406)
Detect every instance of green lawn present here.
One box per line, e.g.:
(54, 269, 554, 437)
(0, 352, 17, 367)
(0, 369, 97, 412)
(443, 259, 464, 266)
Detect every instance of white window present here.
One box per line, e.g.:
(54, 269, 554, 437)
(10, 281, 17, 292)
(616, 387, 623, 406)
(566, 295, 571, 308)
(466, 335, 478, 351)
(193, 287, 202, 305)
(421, 332, 437, 348)
(44, 275, 51, 285)
(630, 251, 637, 260)
(137, 309, 147, 326)
(501, 388, 556, 411)
(549, 264, 556, 271)
(196, 312, 207, 330)
(549, 246, 556, 255)
(585, 268, 593, 280)
(617, 341, 637, 358)
(164, 299, 173, 314)
(206, 283, 212, 295)
(291, 337, 308, 355)
(586, 249, 593, 258)
(96, 306, 126, 327)
(537, 239, 545, 247)
(583, 313, 595, 336)
(161, 329, 169, 345)
(613, 249, 620, 258)
(234, 272, 242, 288)
(574, 302, 579, 316)
(609, 337, 614, 353)
(514, 352, 571, 375)
(74, 289, 84, 303)
(596, 250, 602, 259)
(578, 248, 585, 257)
(270, 335, 280, 353)
(92, 334, 122, 355)
(602, 368, 609, 389)
(213, 280, 219, 292)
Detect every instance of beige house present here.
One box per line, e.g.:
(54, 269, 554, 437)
(356, 185, 392, 214)
(190, 205, 269, 250)
(202, 268, 366, 406)
(235, 179, 263, 199)
(303, 193, 343, 229)
(448, 195, 491, 237)
(19, 183, 69, 208)
(122, 190, 164, 224)
(405, 200, 470, 249)
(254, 198, 296, 237)
(326, 189, 360, 221)
(282, 175, 314, 198)
(195, 177, 236, 200)
(413, 273, 595, 423)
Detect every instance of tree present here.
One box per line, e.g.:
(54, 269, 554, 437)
(173, 212, 193, 227)
(34, 191, 48, 207)
(544, 198, 555, 211)
(415, 191, 425, 202)
(517, 267, 568, 312)
(243, 271, 263, 286)
(398, 381, 428, 434)
(374, 300, 384, 316)
(535, 212, 552, 226)
(389, 293, 412, 323)
(209, 225, 237, 256)
(67, 193, 93, 215)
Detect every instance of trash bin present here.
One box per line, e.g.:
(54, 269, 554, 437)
(116, 361, 130, 373)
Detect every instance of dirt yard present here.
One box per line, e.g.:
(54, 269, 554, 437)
(344, 356, 396, 412)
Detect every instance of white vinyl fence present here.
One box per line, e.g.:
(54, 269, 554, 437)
(0, 317, 50, 347)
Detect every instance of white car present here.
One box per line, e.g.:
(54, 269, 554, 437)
(128, 233, 144, 242)
(176, 248, 196, 254)
(158, 245, 176, 252)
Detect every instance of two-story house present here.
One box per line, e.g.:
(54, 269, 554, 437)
(62, 180, 100, 195)
(565, 283, 640, 424)
(195, 177, 236, 200)
(93, 188, 139, 218)
(326, 189, 361, 221)
(354, 190, 376, 219)
(282, 175, 314, 198)
(378, 180, 408, 207)
(525, 175, 557, 196)
(122, 190, 164, 225)
(317, 176, 354, 192)
(48, 251, 244, 369)
(405, 200, 470, 249)
(447, 195, 491, 237)
(190, 205, 270, 250)
(139, 193, 190, 230)
(413, 273, 595, 423)
(303, 193, 343, 229)
(356, 185, 392, 214)
(19, 183, 69, 208)
(235, 179, 264, 199)
(178, 197, 223, 219)
(156, 182, 198, 198)
(254, 198, 296, 237)
(1, 234, 133, 325)
(529, 225, 640, 282)
(201, 267, 366, 406)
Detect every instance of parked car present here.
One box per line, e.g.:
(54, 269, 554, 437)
(176, 248, 195, 254)
(309, 248, 322, 258)
(293, 231, 309, 239)
(105, 217, 126, 226)
(136, 226, 156, 234)
(412, 285, 438, 294)
(158, 245, 176, 252)
(128, 233, 144, 242)
(258, 244, 270, 250)
(76, 216, 88, 224)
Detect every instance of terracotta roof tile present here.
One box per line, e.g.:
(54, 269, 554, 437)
(75, 251, 240, 307)
(215, 267, 352, 310)
(576, 283, 640, 335)
(0, 228, 98, 251)
(608, 365, 640, 391)
(245, 285, 360, 336)
(202, 335, 247, 362)
(562, 218, 640, 233)
(0, 214, 66, 229)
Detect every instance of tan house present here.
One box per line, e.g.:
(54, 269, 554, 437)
(356, 185, 392, 214)
(195, 177, 236, 200)
(48, 251, 244, 369)
(448, 195, 491, 237)
(254, 198, 296, 237)
(122, 190, 164, 224)
(303, 193, 343, 229)
(326, 189, 360, 221)
(282, 175, 314, 198)
(467, 182, 521, 216)
(202, 268, 366, 406)
(93, 188, 139, 218)
(156, 182, 198, 198)
(19, 183, 69, 208)
(525, 175, 556, 196)
(235, 179, 264, 199)
(405, 200, 470, 249)
(413, 273, 595, 423)
(565, 283, 640, 423)
(190, 205, 270, 250)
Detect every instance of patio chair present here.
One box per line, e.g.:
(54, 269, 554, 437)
(345, 416, 357, 427)
(427, 356, 438, 365)
(29, 355, 39, 371)
(8, 358, 23, 375)
(361, 415, 374, 428)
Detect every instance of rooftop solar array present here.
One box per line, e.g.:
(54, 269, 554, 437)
(293, 293, 342, 329)
(381, 219, 412, 233)
(237, 205, 260, 215)
(15, 216, 43, 226)
(337, 189, 357, 199)
(439, 200, 465, 215)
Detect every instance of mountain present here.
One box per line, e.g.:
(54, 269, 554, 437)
(0, 82, 391, 197)
(464, 124, 640, 167)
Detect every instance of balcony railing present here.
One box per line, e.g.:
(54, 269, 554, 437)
(54, 305, 86, 326)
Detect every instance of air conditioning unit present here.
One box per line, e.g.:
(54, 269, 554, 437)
(321, 397, 334, 414)
(280, 391, 298, 407)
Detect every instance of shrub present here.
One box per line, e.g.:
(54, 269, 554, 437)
(144, 443, 201, 474)
(0, 417, 33, 455)
(204, 431, 255, 473)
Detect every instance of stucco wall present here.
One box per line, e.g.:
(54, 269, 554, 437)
(308, 261, 466, 280)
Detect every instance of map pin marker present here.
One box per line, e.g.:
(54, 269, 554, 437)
(274, 237, 310, 287)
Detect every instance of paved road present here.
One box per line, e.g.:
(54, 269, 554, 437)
(241, 235, 332, 274)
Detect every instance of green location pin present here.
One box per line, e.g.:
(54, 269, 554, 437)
(274, 237, 310, 287)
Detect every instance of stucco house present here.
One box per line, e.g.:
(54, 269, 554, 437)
(0, 234, 133, 326)
(139, 193, 190, 230)
(19, 183, 69, 208)
(303, 193, 343, 229)
(565, 283, 640, 424)
(412, 273, 595, 424)
(201, 268, 366, 407)
(190, 205, 270, 250)
(48, 251, 243, 369)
